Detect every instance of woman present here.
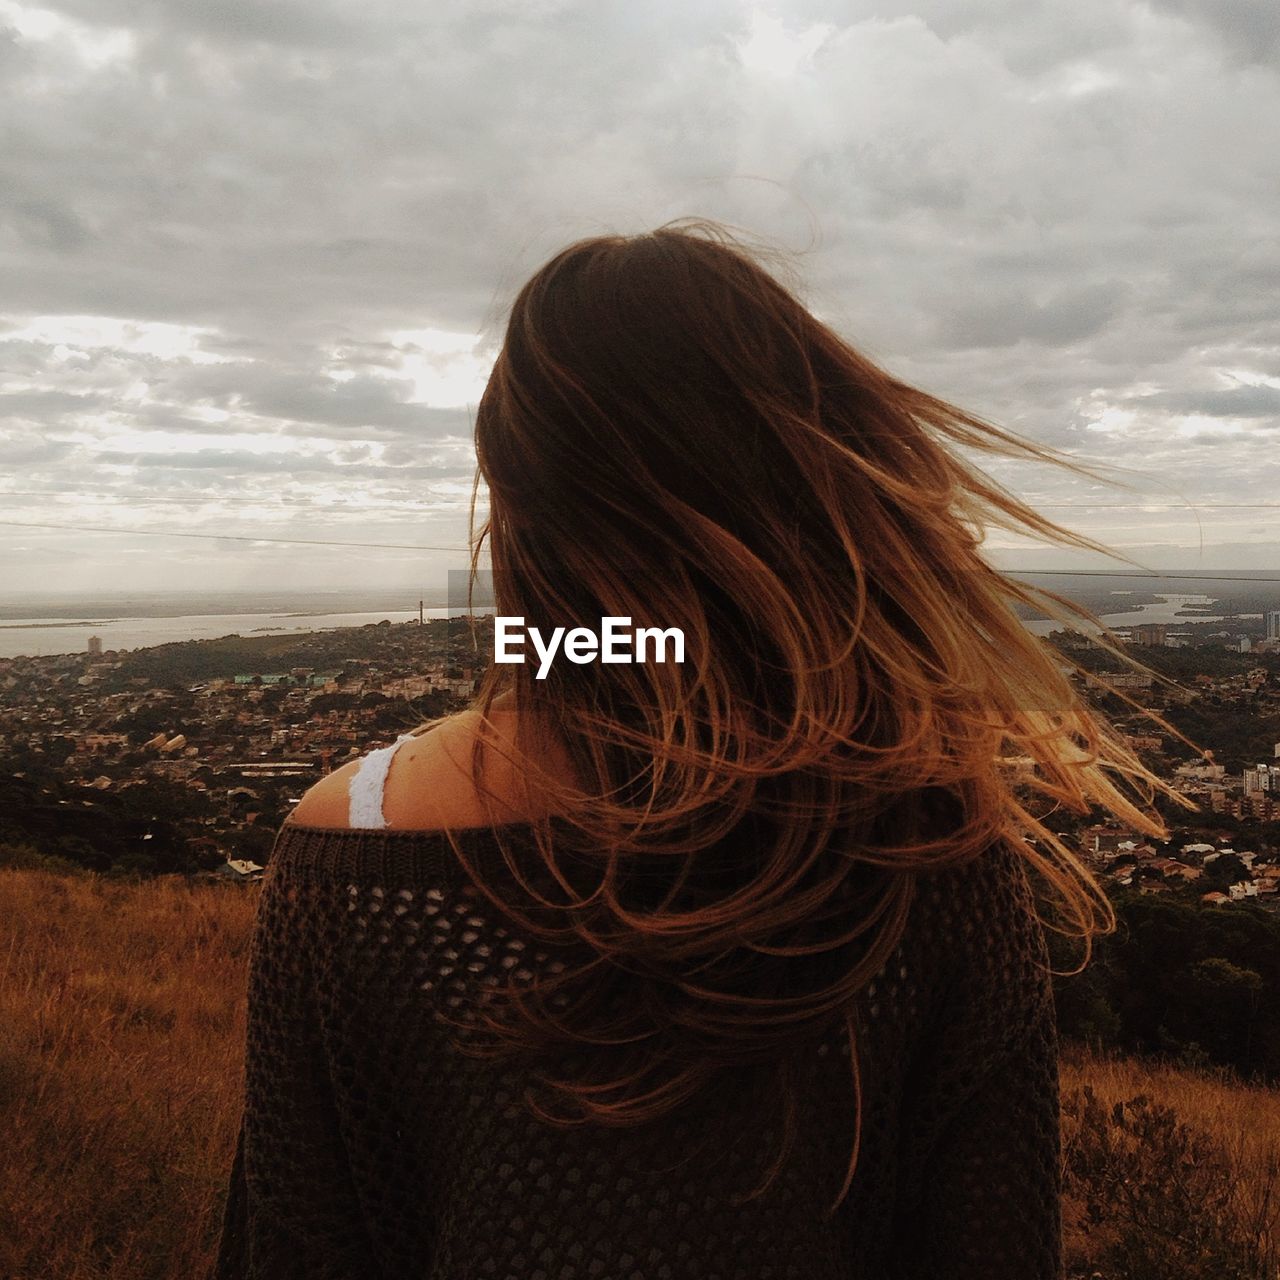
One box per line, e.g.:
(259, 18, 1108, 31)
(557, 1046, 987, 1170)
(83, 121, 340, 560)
(212, 219, 1197, 1279)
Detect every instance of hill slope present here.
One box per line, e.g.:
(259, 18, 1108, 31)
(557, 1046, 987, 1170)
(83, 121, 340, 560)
(1, 868, 1277, 1279)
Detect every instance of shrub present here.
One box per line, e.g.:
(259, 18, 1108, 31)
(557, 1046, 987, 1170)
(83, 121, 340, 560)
(0, 842, 83, 875)
(1061, 1084, 1280, 1279)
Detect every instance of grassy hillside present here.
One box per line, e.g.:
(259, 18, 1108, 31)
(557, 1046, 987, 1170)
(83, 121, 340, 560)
(0, 870, 254, 1280)
(1, 867, 1277, 1279)
(1059, 1044, 1280, 1277)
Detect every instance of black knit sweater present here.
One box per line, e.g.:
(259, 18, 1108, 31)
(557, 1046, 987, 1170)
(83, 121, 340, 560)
(211, 821, 1063, 1279)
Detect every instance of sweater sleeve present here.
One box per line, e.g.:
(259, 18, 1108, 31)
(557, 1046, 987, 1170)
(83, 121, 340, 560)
(211, 851, 378, 1280)
(891, 844, 1064, 1280)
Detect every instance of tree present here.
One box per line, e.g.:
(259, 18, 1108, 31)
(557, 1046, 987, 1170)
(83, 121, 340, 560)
(1173, 957, 1266, 1073)
(1203, 853, 1249, 892)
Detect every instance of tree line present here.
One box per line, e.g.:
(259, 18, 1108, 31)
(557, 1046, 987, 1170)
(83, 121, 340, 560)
(1051, 889, 1280, 1081)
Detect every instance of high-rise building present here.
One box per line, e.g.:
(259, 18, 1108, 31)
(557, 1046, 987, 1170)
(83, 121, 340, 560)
(87, 635, 102, 655)
(1245, 763, 1280, 795)
(1267, 610, 1280, 640)
(1131, 623, 1167, 646)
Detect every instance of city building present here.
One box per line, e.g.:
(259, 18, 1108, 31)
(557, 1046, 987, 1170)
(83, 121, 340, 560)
(1244, 763, 1280, 795)
(1098, 671, 1155, 690)
(1173, 760, 1226, 781)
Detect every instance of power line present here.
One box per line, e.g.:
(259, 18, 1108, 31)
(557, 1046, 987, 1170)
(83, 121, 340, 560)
(3, 481, 1280, 512)
(1, 518, 1278, 583)
(0, 520, 1278, 581)
(0, 519, 1274, 586)
(0, 489, 475, 508)
(996, 569, 1280, 582)
(1036, 504, 1280, 510)
(0, 519, 471, 552)
(4, 490, 1280, 510)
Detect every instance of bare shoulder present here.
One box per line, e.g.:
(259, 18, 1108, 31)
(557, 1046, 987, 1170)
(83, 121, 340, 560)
(286, 703, 572, 832)
(283, 750, 367, 830)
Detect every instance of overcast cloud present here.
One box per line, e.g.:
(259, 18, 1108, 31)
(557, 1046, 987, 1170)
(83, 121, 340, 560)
(1, 0, 1278, 597)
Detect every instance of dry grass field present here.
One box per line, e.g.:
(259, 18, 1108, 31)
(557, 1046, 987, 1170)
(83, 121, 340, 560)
(1, 865, 1277, 1279)
(0, 869, 254, 1280)
(1059, 1042, 1280, 1277)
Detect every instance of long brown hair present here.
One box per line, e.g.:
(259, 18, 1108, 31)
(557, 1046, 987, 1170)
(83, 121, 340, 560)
(437, 217, 1202, 1215)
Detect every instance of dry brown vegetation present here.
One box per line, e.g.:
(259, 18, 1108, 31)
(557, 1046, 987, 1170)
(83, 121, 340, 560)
(0, 868, 254, 1280)
(2, 866, 1278, 1279)
(1059, 1044, 1280, 1278)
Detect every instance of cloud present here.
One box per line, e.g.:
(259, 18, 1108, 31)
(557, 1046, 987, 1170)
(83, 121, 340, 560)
(1146, 0, 1280, 67)
(932, 280, 1129, 350)
(0, 0, 1277, 594)
(1125, 383, 1280, 419)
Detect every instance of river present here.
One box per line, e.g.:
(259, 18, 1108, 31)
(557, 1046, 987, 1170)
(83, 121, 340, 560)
(0, 608, 453, 660)
(1021, 592, 1253, 638)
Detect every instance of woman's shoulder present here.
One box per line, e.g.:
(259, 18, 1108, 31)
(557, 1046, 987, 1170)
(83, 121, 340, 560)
(284, 697, 572, 834)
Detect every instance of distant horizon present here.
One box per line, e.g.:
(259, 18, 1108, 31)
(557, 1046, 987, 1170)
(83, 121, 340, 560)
(7, 566, 1280, 604)
(2, 568, 1274, 660)
(3, 568, 1280, 632)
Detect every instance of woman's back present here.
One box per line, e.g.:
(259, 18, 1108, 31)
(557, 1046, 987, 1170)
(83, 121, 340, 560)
(212, 720, 1061, 1278)
(210, 221, 1191, 1279)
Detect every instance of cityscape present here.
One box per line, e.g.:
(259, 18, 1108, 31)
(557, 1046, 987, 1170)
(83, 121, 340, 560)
(0, 614, 486, 879)
(10, 586, 1280, 1277)
(7, 602, 1280, 909)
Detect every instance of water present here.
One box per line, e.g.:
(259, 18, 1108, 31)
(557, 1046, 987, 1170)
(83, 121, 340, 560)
(0, 586, 1261, 658)
(1021, 592, 1238, 638)
(0, 608, 454, 659)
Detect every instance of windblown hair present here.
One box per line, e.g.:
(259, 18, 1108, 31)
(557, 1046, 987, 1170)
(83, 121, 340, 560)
(436, 217, 1203, 1216)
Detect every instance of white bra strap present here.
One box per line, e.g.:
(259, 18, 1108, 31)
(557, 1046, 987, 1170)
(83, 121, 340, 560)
(347, 731, 418, 830)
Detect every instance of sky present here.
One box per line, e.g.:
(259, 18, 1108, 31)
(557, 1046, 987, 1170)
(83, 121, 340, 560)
(1, 0, 1278, 600)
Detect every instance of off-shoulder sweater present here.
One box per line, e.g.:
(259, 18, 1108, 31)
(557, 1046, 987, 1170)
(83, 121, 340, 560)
(211, 735, 1063, 1280)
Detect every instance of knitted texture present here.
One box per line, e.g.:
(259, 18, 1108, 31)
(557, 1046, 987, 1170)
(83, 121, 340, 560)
(211, 822, 1063, 1280)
